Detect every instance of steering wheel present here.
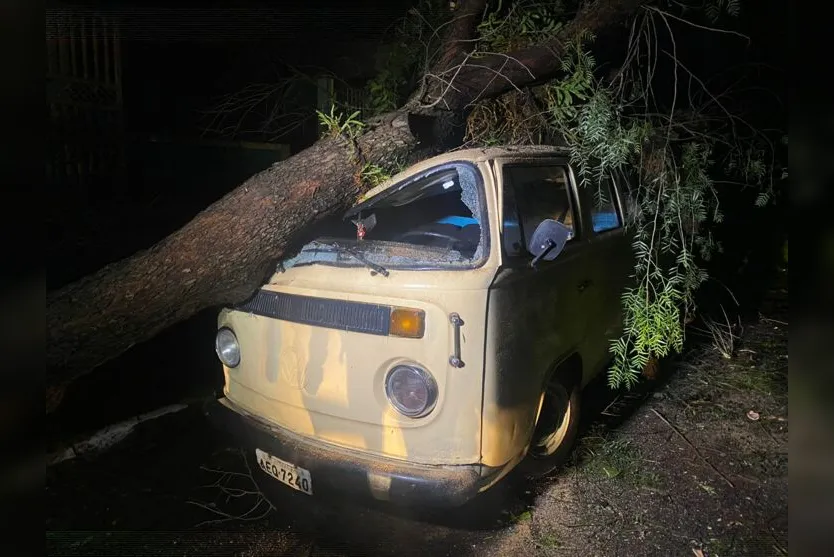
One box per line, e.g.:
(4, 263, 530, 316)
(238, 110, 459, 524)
(395, 230, 462, 247)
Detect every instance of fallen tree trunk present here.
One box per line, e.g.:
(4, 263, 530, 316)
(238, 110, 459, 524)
(47, 0, 646, 412)
(421, 0, 645, 111)
(47, 114, 427, 410)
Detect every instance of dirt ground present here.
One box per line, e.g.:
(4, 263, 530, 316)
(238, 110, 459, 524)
(46, 284, 787, 557)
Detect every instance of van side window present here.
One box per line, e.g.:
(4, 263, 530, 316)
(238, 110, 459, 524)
(502, 164, 576, 257)
(590, 176, 623, 233)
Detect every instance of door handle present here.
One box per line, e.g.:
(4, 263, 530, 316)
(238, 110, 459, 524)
(577, 279, 593, 292)
(449, 313, 465, 368)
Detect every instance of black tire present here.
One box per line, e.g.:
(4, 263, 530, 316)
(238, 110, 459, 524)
(517, 374, 581, 478)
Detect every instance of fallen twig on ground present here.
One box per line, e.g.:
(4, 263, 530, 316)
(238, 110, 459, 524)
(188, 449, 275, 528)
(186, 497, 273, 527)
(758, 315, 788, 326)
(650, 408, 735, 489)
(47, 403, 190, 466)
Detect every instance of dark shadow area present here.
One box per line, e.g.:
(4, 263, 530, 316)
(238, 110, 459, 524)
(694, 184, 788, 322)
(266, 464, 538, 532)
(46, 308, 224, 446)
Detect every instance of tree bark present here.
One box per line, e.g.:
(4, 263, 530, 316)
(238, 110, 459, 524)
(420, 0, 645, 110)
(46, 0, 647, 413)
(434, 0, 489, 73)
(47, 114, 425, 410)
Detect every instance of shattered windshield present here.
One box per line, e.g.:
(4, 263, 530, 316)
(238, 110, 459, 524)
(281, 162, 489, 272)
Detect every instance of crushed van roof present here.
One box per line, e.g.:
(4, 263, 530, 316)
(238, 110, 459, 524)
(360, 144, 571, 202)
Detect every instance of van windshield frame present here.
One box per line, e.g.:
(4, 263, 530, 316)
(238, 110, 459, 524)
(280, 161, 492, 272)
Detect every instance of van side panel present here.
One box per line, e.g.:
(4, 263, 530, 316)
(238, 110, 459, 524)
(480, 244, 591, 468)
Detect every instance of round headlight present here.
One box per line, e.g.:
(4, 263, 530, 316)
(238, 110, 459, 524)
(385, 365, 438, 418)
(215, 327, 240, 368)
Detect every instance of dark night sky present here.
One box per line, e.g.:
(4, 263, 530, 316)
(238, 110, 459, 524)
(47, 0, 786, 144)
(48, 0, 414, 47)
(48, 0, 413, 135)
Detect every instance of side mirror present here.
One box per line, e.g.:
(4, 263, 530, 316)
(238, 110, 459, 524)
(529, 219, 571, 267)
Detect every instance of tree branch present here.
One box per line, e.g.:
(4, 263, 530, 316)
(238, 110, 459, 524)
(434, 0, 489, 73)
(422, 0, 647, 111)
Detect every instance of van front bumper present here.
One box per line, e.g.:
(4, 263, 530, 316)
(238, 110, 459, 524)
(204, 396, 502, 508)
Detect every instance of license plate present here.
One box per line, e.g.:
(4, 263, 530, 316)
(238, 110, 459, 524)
(255, 448, 313, 495)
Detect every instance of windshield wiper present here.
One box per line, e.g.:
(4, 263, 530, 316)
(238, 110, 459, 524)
(310, 240, 390, 277)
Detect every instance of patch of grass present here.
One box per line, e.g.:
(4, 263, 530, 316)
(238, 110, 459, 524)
(534, 530, 562, 549)
(576, 429, 661, 488)
(684, 398, 736, 422)
(678, 327, 786, 403)
(316, 106, 365, 140)
(712, 319, 787, 398)
(697, 481, 717, 496)
(705, 536, 743, 557)
(715, 362, 784, 397)
(694, 306, 741, 360)
(359, 163, 392, 188)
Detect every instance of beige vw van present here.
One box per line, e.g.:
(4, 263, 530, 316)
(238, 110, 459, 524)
(206, 145, 634, 507)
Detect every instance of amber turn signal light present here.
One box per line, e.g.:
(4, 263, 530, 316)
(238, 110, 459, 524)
(389, 307, 425, 339)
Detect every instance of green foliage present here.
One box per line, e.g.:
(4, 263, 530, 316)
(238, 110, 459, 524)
(706, 0, 741, 22)
(544, 41, 765, 388)
(726, 146, 767, 185)
(543, 35, 596, 122)
(316, 106, 365, 140)
(511, 509, 533, 523)
(725, 144, 772, 206)
(563, 90, 647, 195)
(359, 163, 392, 188)
(365, 37, 420, 115)
(477, 0, 568, 52)
(364, 0, 451, 116)
(462, 3, 779, 389)
(366, 68, 405, 115)
(604, 142, 716, 387)
(355, 0, 780, 391)
(578, 430, 660, 487)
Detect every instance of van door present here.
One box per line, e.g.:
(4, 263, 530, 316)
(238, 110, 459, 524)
(480, 158, 595, 468)
(577, 172, 634, 379)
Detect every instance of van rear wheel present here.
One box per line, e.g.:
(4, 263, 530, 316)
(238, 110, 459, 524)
(519, 375, 581, 478)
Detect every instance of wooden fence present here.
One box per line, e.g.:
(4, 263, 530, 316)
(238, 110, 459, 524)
(46, 11, 124, 195)
(316, 75, 372, 117)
